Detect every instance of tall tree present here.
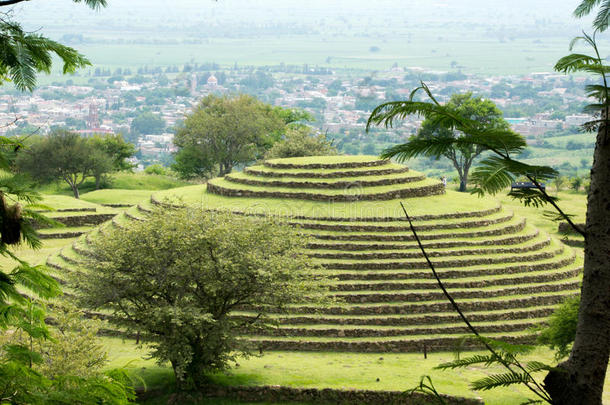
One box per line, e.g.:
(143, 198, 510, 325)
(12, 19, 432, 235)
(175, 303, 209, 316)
(16, 129, 113, 198)
(368, 68, 608, 403)
(543, 29, 610, 405)
(416, 93, 510, 192)
(173, 94, 285, 177)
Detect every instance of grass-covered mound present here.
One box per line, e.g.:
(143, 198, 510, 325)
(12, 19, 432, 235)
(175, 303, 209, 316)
(47, 156, 581, 353)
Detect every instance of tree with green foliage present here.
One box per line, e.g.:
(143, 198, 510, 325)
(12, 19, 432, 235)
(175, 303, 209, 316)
(89, 133, 136, 171)
(536, 297, 580, 361)
(570, 176, 584, 192)
(367, 23, 610, 398)
(77, 207, 327, 390)
(16, 129, 113, 198)
(130, 111, 166, 137)
(415, 92, 511, 192)
(265, 127, 337, 159)
(88, 133, 136, 188)
(173, 94, 285, 177)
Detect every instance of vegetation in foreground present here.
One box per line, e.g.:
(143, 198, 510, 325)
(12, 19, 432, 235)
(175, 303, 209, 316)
(76, 206, 328, 391)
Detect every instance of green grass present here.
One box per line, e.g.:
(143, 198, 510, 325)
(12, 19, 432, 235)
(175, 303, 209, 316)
(101, 338, 610, 405)
(154, 185, 494, 219)
(39, 195, 105, 210)
(227, 170, 424, 184)
(246, 163, 407, 175)
(208, 177, 439, 195)
(79, 189, 155, 205)
(496, 190, 586, 247)
(39, 172, 191, 197)
(265, 156, 381, 165)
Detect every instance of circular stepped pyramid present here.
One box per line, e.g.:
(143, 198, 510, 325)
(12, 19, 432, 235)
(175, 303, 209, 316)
(47, 156, 581, 353)
(207, 156, 444, 201)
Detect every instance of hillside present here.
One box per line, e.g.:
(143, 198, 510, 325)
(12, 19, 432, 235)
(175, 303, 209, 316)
(46, 155, 581, 353)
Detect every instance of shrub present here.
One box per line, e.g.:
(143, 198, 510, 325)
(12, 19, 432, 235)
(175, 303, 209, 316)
(144, 164, 168, 176)
(265, 127, 338, 159)
(77, 207, 328, 390)
(536, 296, 579, 360)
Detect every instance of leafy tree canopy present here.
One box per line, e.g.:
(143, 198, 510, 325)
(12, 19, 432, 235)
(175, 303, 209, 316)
(88, 133, 136, 171)
(416, 92, 510, 192)
(265, 126, 338, 159)
(130, 111, 166, 137)
(15, 129, 113, 198)
(173, 94, 286, 177)
(76, 207, 328, 390)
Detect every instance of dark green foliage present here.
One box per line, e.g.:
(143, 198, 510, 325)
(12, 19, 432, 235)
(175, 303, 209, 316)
(130, 111, 166, 136)
(172, 144, 216, 179)
(265, 127, 337, 159)
(574, 0, 610, 32)
(88, 133, 136, 171)
(15, 129, 114, 198)
(77, 207, 328, 390)
(173, 94, 286, 177)
(381, 92, 510, 192)
(536, 297, 580, 360)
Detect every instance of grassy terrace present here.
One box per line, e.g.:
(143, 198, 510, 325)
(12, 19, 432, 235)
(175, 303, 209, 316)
(245, 162, 408, 175)
(155, 185, 494, 218)
(207, 176, 441, 195)
(226, 170, 424, 184)
(265, 156, 382, 166)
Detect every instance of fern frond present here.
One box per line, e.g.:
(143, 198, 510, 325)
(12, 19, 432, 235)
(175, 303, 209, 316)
(380, 136, 457, 161)
(471, 372, 533, 391)
(10, 264, 61, 300)
(525, 361, 554, 373)
(435, 354, 504, 370)
(593, 1, 610, 31)
(542, 210, 575, 222)
(470, 156, 516, 196)
(478, 336, 535, 355)
(508, 189, 557, 208)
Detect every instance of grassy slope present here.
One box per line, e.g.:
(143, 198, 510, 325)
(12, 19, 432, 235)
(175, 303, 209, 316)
(495, 190, 586, 248)
(156, 185, 495, 219)
(103, 338, 610, 405)
(39, 172, 190, 197)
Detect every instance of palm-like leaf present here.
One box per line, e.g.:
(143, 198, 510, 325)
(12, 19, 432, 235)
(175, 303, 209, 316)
(470, 156, 517, 196)
(471, 372, 533, 391)
(435, 354, 507, 370)
(508, 189, 558, 208)
(526, 361, 554, 373)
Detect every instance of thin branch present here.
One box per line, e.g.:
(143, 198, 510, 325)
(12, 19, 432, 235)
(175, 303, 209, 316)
(399, 201, 552, 403)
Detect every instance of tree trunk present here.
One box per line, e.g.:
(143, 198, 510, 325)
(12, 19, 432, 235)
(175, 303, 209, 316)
(220, 162, 232, 176)
(458, 176, 468, 192)
(71, 184, 80, 199)
(95, 174, 101, 189)
(544, 119, 610, 404)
